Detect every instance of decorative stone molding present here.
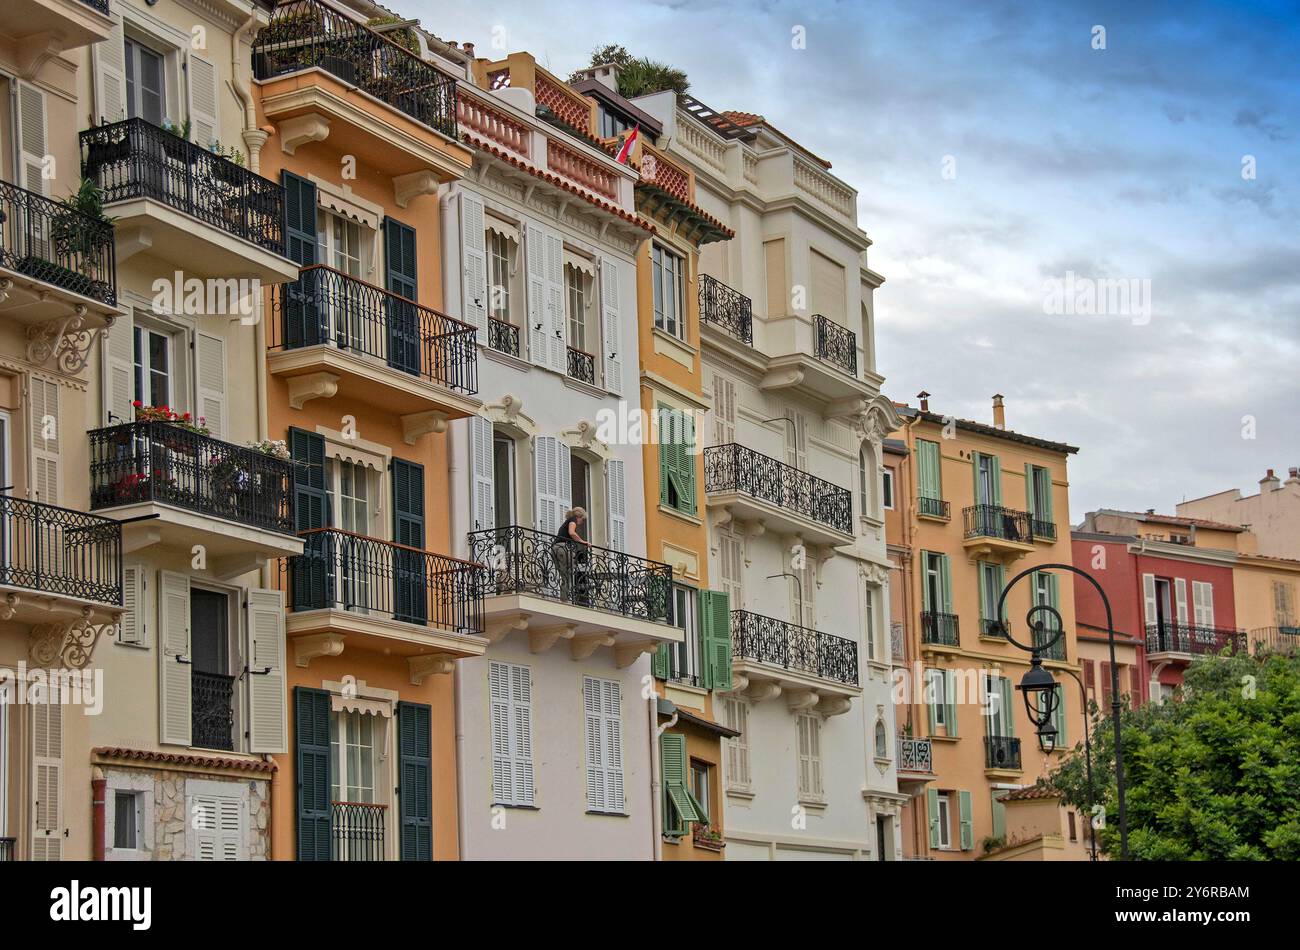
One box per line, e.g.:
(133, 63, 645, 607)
(408, 653, 457, 684)
(759, 366, 803, 391)
(401, 409, 449, 444)
(824, 396, 868, 421)
(485, 615, 530, 644)
(570, 632, 615, 661)
(287, 372, 339, 409)
(614, 639, 660, 669)
(785, 688, 820, 712)
(859, 562, 890, 586)
(559, 420, 611, 459)
(394, 170, 441, 209)
(483, 394, 536, 436)
(819, 696, 854, 717)
(529, 623, 576, 653)
(745, 680, 782, 703)
(294, 632, 345, 668)
(278, 114, 330, 155)
(28, 608, 114, 670)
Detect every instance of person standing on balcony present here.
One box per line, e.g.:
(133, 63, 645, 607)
(552, 507, 590, 601)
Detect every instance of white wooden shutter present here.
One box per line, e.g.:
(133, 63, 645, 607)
(186, 51, 220, 148)
(583, 676, 606, 812)
(544, 230, 566, 372)
(713, 373, 736, 445)
(246, 588, 287, 753)
(724, 699, 750, 787)
(525, 222, 548, 368)
(30, 697, 63, 860)
(720, 528, 743, 603)
(533, 436, 558, 534)
(1175, 577, 1189, 625)
(191, 794, 243, 860)
(469, 415, 495, 531)
(1142, 573, 1157, 626)
(1194, 582, 1215, 627)
(195, 330, 227, 440)
(103, 311, 136, 425)
(510, 663, 534, 805)
(605, 459, 627, 552)
(158, 571, 192, 746)
(599, 258, 622, 395)
(94, 13, 128, 124)
(29, 376, 59, 505)
(460, 192, 489, 335)
(784, 409, 807, 469)
(16, 82, 49, 197)
(489, 661, 513, 804)
(601, 679, 624, 812)
(118, 566, 145, 646)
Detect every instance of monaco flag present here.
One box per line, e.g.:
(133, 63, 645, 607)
(615, 125, 640, 164)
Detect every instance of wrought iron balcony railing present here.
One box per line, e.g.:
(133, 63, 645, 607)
(921, 611, 959, 646)
(289, 529, 483, 635)
(0, 495, 122, 605)
(918, 495, 950, 520)
(88, 421, 295, 535)
(332, 801, 385, 861)
(813, 313, 857, 376)
(731, 609, 859, 687)
(468, 525, 674, 624)
(698, 273, 752, 344)
(980, 618, 1007, 638)
(270, 265, 478, 394)
(704, 443, 852, 535)
(1032, 623, 1066, 660)
(192, 669, 235, 751)
(0, 837, 13, 862)
(985, 735, 1022, 770)
(1031, 518, 1057, 542)
(252, 0, 457, 140)
(1145, 621, 1246, 656)
(488, 317, 520, 358)
(80, 117, 285, 254)
(566, 344, 596, 384)
(0, 178, 116, 306)
(963, 504, 1033, 544)
(897, 736, 933, 773)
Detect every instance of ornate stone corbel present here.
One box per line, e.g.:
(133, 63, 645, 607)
(859, 562, 890, 586)
(785, 688, 820, 712)
(529, 623, 576, 653)
(278, 113, 330, 155)
(824, 396, 868, 421)
(560, 419, 609, 457)
(26, 306, 106, 373)
(401, 409, 449, 444)
(28, 608, 114, 670)
(294, 632, 345, 668)
(745, 680, 782, 703)
(614, 639, 661, 669)
(820, 696, 854, 717)
(759, 366, 803, 391)
(287, 372, 339, 409)
(485, 614, 529, 644)
(409, 653, 456, 684)
(394, 170, 441, 209)
(570, 632, 615, 661)
(1, 593, 19, 621)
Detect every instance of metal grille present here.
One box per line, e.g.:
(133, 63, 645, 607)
(984, 735, 1021, 770)
(566, 345, 596, 384)
(191, 670, 235, 751)
(0, 494, 122, 605)
(698, 273, 752, 344)
(921, 611, 960, 646)
(80, 118, 285, 254)
(731, 609, 859, 686)
(918, 496, 950, 520)
(488, 317, 520, 357)
(0, 838, 13, 862)
(897, 737, 933, 773)
(813, 313, 857, 375)
(1145, 621, 1246, 656)
(963, 504, 1033, 544)
(0, 178, 116, 306)
(704, 443, 852, 535)
(88, 421, 295, 534)
(332, 802, 385, 861)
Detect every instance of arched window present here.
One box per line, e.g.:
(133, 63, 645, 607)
(875, 719, 889, 760)
(859, 446, 871, 518)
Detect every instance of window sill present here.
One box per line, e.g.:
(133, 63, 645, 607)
(482, 343, 532, 373)
(726, 786, 756, 801)
(657, 503, 702, 526)
(930, 734, 960, 743)
(563, 373, 609, 399)
(492, 802, 541, 811)
(585, 810, 629, 818)
(797, 796, 827, 813)
(652, 326, 696, 367)
(918, 510, 951, 523)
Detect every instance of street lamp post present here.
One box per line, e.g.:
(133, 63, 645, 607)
(993, 562, 1127, 860)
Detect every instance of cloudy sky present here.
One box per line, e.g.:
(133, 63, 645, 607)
(417, 0, 1300, 517)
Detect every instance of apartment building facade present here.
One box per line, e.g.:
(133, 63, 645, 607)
(1177, 468, 1300, 560)
(0, 0, 122, 862)
(627, 89, 904, 860)
(889, 396, 1088, 861)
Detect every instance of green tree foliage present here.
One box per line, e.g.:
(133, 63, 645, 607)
(1048, 650, 1300, 859)
(572, 44, 689, 98)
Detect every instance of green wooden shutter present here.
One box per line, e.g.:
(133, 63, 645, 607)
(657, 406, 671, 507)
(660, 732, 699, 834)
(294, 686, 332, 861)
(921, 553, 933, 612)
(990, 790, 1006, 840)
(384, 216, 420, 375)
(290, 428, 328, 611)
(678, 412, 697, 515)
(281, 171, 321, 348)
(700, 590, 732, 691)
(917, 439, 940, 499)
(1054, 684, 1068, 746)
(944, 669, 959, 737)
(1023, 463, 1037, 519)
(1040, 467, 1054, 523)
(397, 701, 433, 861)
(1000, 677, 1015, 737)
(939, 554, 953, 613)
(652, 643, 670, 680)
(925, 670, 938, 734)
(926, 788, 940, 848)
(990, 455, 1002, 506)
(392, 458, 426, 624)
(958, 790, 974, 850)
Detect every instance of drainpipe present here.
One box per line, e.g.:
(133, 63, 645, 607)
(650, 702, 677, 861)
(231, 13, 269, 174)
(266, 754, 279, 860)
(91, 767, 106, 861)
(454, 659, 468, 859)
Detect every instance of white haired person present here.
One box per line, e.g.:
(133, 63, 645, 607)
(551, 506, 590, 602)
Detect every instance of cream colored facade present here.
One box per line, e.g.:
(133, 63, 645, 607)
(1177, 468, 1300, 560)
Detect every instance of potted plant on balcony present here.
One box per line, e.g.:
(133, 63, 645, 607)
(691, 823, 725, 852)
(83, 115, 131, 177)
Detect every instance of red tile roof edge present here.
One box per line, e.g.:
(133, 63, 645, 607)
(93, 746, 278, 774)
(998, 783, 1061, 802)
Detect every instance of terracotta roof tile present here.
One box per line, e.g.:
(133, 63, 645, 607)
(998, 783, 1061, 802)
(93, 746, 277, 774)
(719, 110, 764, 127)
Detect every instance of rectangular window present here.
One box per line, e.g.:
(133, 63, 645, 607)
(689, 760, 712, 823)
(492, 433, 515, 529)
(113, 791, 140, 849)
(330, 710, 377, 804)
(882, 469, 894, 509)
(669, 586, 701, 686)
(936, 793, 952, 849)
(490, 661, 535, 807)
(1029, 465, 1053, 521)
(928, 669, 947, 728)
(975, 452, 998, 506)
(1192, 581, 1215, 627)
(723, 699, 750, 789)
(864, 588, 876, 661)
(316, 210, 364, 276)
(916, 439, 943, 507)
(1275, 581, 1297, 627)
(132, 327, 172, 409)
(565, 263, 588, 352)
(124, 37, 166, 126)
(985, 674, 1010, 737)
(652, 244, 685, 339)
(583, 677, 625, 814)
(796, 713, 823, 799)
(979, 561, 1004, 635)
(923, 551, 948, 613)
(488, 230, 513, 321)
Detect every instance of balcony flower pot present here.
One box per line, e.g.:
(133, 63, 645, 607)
(691, 826, 725, 852)
(84, 135, 130, 176)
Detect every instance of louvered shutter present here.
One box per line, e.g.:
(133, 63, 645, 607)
(29, 376, 59, 505)
(544, 229, 566, 372)
(533, 436, 569, 534)
(94, 14, 128, 124)
(118, 565, 145, 646)
(660, 732, 699, 829)
(657, 406, 671, 506)
(938, 554, 954, 613)
(510, 663, 534, 805)
(601, 679, 624, 812)
(489, 662, 512, 804)
(1000, 677, 1015, 736)
(583, 676, 606, 812)
(16, 82, 48, 200)
(725, 700, 750, 786)
(246, 588, 287, 753)
(30, 697, 63, 860)
(195, 330, 227, 439)
(926, 788, 940, 849)
(524, 222, 548, 367)
(958, 790, 974, 850)
(186, 51, 220, 148)
(192, 795, 243, 860)
(600, 257, 622, 394)
(1175, 577, 1189, 624)
(719, 529, 743, 603)
(294, 686, 332, 860)
(783, 409, 807, 470)
(103, 310, 135, 425)
(469, 415, 495, 531)
(943, 669, 959, 737)
(1129, 666, 1141, 709)
(605, 458, 627, 552)
(281, 172, 321, 347)
(926, 669, 938, 735)
(290, 428, 328, 610)
(460, 192, 488, 335)
(384, 217, 420, 375)
(699, 589, 732, 692)
(712, 373, 736, 446)
(1142, 573, 1157, 627)
(398, 701, 433, 860)
(392, 458, 427, 624)
(1024, 464, 1037, 519)
(678, 412, 697, 515)
(158, 570, 192, 745)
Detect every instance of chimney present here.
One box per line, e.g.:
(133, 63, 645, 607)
(463, 41, 475, 57)
(1261, 469, 1281, 490)
(917, 390, 930, 412)
(1287, 467, 1300, 484)
(992, 394, 1005, 430)
(573, 63, 621, 92)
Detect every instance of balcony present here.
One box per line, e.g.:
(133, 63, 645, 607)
(761, 313, 868, 409)
(1032, 624, 1067, 661)
(80, 118, 295, 284)
(918, 496, 950, 521)
(0, 179, 119, 339)
(1248, 626, 1300, 656)
(192, 669, 235, 752)
(0, 494, 121, 626)
(0, 837, 13, 861)
(88, 421, 302, 574)
(698, 274, 752, 345)
(704, 443, 853, 546)
(252, 0, 469, 185)
(897, 736, 935, 790)
(921, 611, 959, 647)
(287, 529, 486, 670)
(467, 525, 681, 663)
(566, 344, 596, 385)
(488, 317, 521, 358)
(730, 609, 859, 710)
(962, 504, 1035, 560)
(0, 0, 114, 52)
(985, 735, 1022, 772)
(1145, 621, 1246, 660)
(269, 265, 480, 427)
(332, 801, 386, 861)
(814, 314, 857, 376)
(1031, 518, 1058, 542)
